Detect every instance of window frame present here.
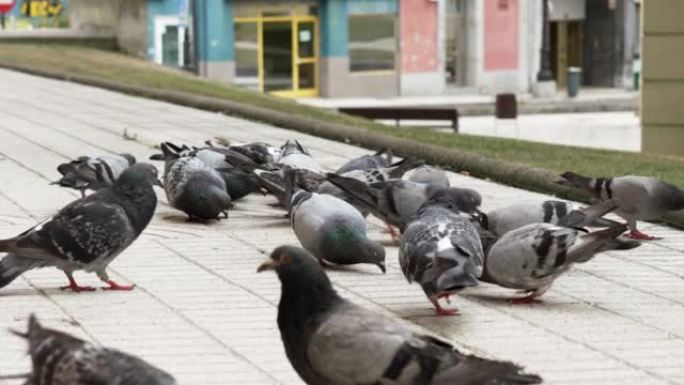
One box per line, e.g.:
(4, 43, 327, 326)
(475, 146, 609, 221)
(347, 13, 398, 74)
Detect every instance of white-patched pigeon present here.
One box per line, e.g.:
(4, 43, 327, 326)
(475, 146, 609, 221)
(403, 165, 451, 188)
(0, 163, 160, 292)
(480, 199, 621, 237)
(481, 222, 640, 304)
(400, 190, 485, 315)
(258, 245, 542, 385)
(277, 139, 324, 172)
(335, 149, 393, 174)
(53, 153, 136, 197)
(558, 172, 684, 240)
(12, 315, 178, 385)
(157, 143, 232, 221)
(289, 171, 385, 272)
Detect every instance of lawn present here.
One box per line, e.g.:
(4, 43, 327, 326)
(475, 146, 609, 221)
(1, 42, 682, 188)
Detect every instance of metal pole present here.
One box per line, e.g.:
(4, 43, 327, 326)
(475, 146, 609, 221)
(537, 0, 553, 81)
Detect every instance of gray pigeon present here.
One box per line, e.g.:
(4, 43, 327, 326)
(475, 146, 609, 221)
(158, 143, 232, 221)
(151, 142, 262, 201)
(404, 165, 451, 188)
(258, 245, 542, 385)
(481, 222, 640, 304)
(207, 138, 281, 165)
(318, 159, 425, 214)
(326, 176, 482, 231)
(277, 139, 324, 172)
(289, 175, 385, 272)
(0, 163, 160, 292)
(335, 149, 393, 174)
(558, 172, 684, 240)
(11, 314, 178, 385)
(400, 190, 485, 315)
(254, 167, 326, 209)
(53, 153, 136, 197)
(480, 199, 621, 237)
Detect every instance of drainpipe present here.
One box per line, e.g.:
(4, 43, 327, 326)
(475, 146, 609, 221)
(537, 0, 553, 81)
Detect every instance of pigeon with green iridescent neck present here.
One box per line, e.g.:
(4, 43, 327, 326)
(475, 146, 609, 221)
(288, 170, 385, 272)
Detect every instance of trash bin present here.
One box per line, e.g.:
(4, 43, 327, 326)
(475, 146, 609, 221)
(567, 67, 581, 98)
(495, 93, 517, 119)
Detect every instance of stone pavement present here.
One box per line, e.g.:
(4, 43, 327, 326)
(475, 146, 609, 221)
(0, 68, 682, 385)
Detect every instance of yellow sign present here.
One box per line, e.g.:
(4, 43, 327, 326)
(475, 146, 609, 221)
(21, 0, 62, 17)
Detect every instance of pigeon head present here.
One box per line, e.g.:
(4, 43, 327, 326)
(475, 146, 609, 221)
(11, 314, 81, 358)
(258, 245, 340, 310)
(556, 171, 593, 191)
(117, 163, 162, 188)
(425, 187, 482, 214)
(353, 239, 386, 273)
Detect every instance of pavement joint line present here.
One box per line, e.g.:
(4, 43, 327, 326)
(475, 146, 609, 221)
(0, 147, 69, 197)
(456, 293, 682, 385)
(574, 261, 684, 308)
(147, 239, 283, 382)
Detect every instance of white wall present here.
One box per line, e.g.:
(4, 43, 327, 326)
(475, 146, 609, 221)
(549, 0, 586, 21)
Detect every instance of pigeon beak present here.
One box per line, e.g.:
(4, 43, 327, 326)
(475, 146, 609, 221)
(154, 179, 164, 187)
(377, 261, 386, 274)
(257, 258, 278, 273)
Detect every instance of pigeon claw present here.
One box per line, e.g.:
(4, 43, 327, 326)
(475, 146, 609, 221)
(102, 281, 136, 291)
(627, 230, 662, 241)
(60, 284, 97, 293)
(429, 297, 459, 316)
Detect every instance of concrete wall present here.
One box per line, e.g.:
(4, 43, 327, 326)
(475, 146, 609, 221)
(641, 0, 684, 156)
(69, 0, 146, 57)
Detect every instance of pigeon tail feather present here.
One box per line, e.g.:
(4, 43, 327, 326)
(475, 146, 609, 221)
(387, 158, 425, 179)
(0, 254, 42, 289)
(569, 224, 633, 264)
(558, 198, 619, 228)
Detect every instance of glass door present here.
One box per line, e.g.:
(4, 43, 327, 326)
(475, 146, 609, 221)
(263, 21, 294, 92)
(294, 19, 317, 95)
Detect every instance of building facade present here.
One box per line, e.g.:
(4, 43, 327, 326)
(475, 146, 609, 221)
(116, 0, 640, 98)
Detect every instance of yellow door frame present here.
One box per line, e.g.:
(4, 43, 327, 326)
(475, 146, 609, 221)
(234, 15, 319, 98)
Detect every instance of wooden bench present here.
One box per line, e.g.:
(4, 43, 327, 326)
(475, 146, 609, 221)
(339, 107, 460, 133)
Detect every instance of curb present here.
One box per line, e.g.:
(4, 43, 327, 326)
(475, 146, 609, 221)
(1, 62, 681, 230)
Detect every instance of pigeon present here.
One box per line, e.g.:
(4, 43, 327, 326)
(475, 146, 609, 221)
(53, 153, 136, 197)
(558, 172, 684, 240)
(481, 220, 640, 304)
(277, 139, 324, 172)
(257, 245, 542, 385)
(400, 190, 485, 315)
(255, 168, 326, 209)
(207, 138, 282, 164)
(151, 142, 261, 201)
(11, 314, 178, 385)
(157, 143, 232, 221)
(480, 199, 621, 237)
(335, 149, 393, 174)
(404, 165, 451, 188)
(288, 171, 385, 272)
(318, 159, 425, 214)
(0, 163, 160, 292)
(326, 176, 482, 231)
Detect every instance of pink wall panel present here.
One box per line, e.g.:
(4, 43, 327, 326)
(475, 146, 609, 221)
(484, 0, 519, 70)
(400, 0, 439, 73)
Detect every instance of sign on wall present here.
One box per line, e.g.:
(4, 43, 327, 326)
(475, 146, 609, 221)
(21, 0, 62, 17)
(484, 0, 519, 71)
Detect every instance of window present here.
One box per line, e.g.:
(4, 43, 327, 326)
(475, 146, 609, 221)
(348, 14, 396, 72)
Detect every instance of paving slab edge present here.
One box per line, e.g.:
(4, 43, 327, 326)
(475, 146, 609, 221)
(2, 61, 681, 230)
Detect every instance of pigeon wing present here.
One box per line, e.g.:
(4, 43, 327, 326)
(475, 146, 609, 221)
(15, 198, 134, 265)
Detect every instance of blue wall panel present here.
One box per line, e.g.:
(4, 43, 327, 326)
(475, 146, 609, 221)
(348, 0, 397, 15)
(319, 0, 347, 57)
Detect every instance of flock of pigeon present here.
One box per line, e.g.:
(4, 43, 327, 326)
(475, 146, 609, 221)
(1, 136, 683, 385)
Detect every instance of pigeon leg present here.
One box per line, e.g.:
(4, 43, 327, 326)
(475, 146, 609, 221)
(60, 273, 96, 292)
(102, 281, 136, 291)
(510, 290, 544, 305)
(381, 224, 401, 243)
(437, 292, 452, 304)
(429, 296, 458, 316)
(79, 190, 86, 198)
(627, 229, 661, 241)
(97, 271, 135, 291)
